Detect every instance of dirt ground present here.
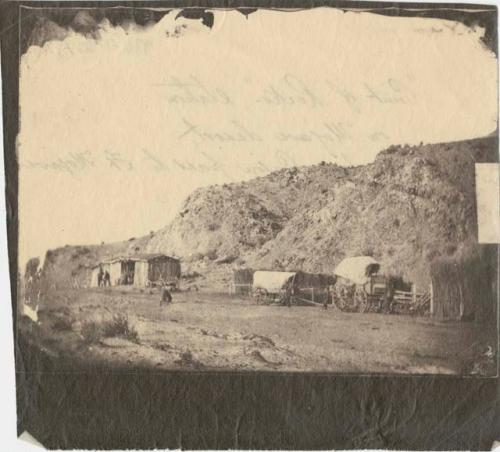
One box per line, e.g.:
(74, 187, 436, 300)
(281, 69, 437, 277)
(18, 287, 497, 375)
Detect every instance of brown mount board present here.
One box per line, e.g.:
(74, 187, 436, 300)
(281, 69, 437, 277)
(1, 1, 499, 449)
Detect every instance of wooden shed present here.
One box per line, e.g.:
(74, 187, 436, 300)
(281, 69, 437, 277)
(232, 268, 254, 295)
(91, 254, 181, 288)
(90, 259, 122, 287)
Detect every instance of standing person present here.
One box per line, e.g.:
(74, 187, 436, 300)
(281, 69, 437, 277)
(323, 287, 329, 310)
(104, 270, 111, 287)
(282, 283, 292, 308)
(329, 284, 336, 309)
(160, 282, 173, 307)
(97, 266, 104, 287)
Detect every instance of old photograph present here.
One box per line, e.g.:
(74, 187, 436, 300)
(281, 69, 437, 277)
(13, 4, 498, 377)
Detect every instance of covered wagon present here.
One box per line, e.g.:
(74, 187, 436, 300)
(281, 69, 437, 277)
(252, 270, 335, 306)
(333, 256, 391, 313)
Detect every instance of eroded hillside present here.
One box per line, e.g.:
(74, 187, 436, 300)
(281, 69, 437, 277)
(42, 135, 498, 289)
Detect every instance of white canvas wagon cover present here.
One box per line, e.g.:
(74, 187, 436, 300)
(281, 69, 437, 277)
(253, 271, 296, 293)
(334, 256, 380, 285)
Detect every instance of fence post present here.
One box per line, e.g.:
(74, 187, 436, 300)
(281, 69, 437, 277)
(429, 282, 434, 316)
(312, 288, 315, 303)
(412, 284, 416, 304)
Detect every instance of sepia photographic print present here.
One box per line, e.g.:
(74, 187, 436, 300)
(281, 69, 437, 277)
(1, 1, 499, 449)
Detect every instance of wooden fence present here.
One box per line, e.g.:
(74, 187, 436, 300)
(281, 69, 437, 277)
(231, 282, 435, 313)
(393, 284, 433, 314)
(294, 287, 330, 305)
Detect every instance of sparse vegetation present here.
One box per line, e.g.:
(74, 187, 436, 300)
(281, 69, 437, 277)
(21, 287, 494, 374)
(52, 316, 73, 332)
(103, 313, 140, 343)
(81, 313, 139, 345)
(175, 349, 204, 368)
(81, 320, 102, 344)
(152, 342, 172, 352)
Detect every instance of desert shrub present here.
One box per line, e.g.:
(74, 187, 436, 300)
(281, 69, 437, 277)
(81, 320, 103, 344)
(102, 313, 140, 344)
(81, 314, 140, 344)
(180, 350, 193, 362)
(175, 349, 204, 368)
(152, 342, 172, 352)
(52, 316, 73, 332)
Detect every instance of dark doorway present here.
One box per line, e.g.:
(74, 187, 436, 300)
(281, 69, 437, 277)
(121, 261, 135, 285)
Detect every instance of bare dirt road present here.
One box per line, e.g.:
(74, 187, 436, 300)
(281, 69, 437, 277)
(18, 287, 495, 375)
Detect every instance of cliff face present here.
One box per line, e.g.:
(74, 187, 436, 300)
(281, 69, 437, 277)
(43, 135, 498, 288)
(144, 135, 497, 286)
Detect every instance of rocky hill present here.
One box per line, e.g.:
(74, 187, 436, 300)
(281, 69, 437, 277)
(42, 236, 151, 289)
(41, 134, 498, 290)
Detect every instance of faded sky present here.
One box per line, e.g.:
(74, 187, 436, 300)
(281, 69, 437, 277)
(18, 8, 498, 266)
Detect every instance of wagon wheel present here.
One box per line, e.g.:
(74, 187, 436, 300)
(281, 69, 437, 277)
(355, 288, 368, 313)
(377, 294, 386, 313)
(368, 294, 383, 313)
(365, 295, 375, 313)
(252, 288, 268, 305)
(333, 286, 346, 311)
(277, 289, 286, 306)
(379, 292, 391, 314)
(333, 285, 353, 312)
(342, 288, 355, 311)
